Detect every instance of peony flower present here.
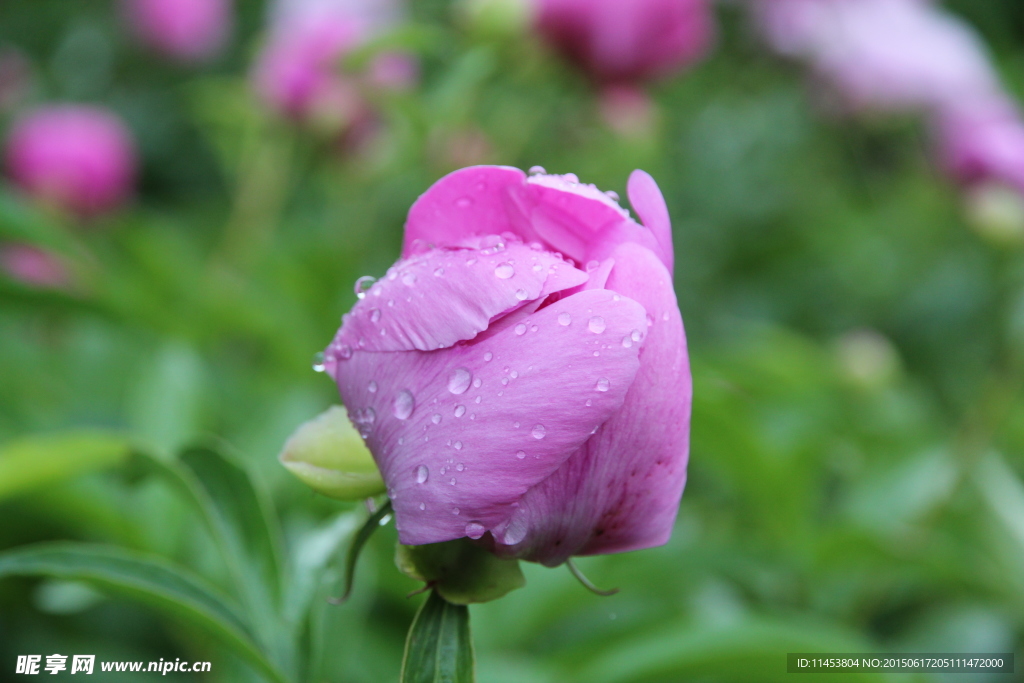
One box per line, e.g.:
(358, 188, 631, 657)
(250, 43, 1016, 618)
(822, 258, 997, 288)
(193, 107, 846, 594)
(535, 0, 713, 84)
(251, 0, 414, 128)
(322, 166, 691, 567)
(5, 105, 136, 219)
(0, 243, 70, 289)
(934, 98, 1024, 194)
(122, 0, 232, 63)
(754, 0, 1002, 114)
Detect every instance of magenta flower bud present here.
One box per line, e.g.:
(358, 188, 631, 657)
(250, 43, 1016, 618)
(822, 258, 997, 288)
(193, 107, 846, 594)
(934, 98, 1024, 193)
(755, 0, 1002, 114)
(535, 0, 713, 84)
(6, 105, 136, 219)
(0, 243, 70, 289)
(123, 0, 232, 63)
(323, 166, 691, 566)
(252, 0, 413, 127)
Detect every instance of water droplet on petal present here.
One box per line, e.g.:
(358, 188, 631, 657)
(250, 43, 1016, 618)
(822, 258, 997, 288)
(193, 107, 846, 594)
(455, 197, 473, 208)
(393, 390, 415, 420)
(514, 421, 520, 428)
(515, 288, 529, 300)
(454, 441, 463, 450)
(494, 263, 515, 279)
(585, 260, 600, 272)
(431, 413, 441, 424)
(516, 450, 526, 459)
(484, 352, 493, 362)
(312, 352, 325, 372)
(419, 502, 426, 510)
(369, 308, 381, 323)
(646, 313, 655, 327)
(515, 323, 527, 335)
(558, 312, 572, 326)
(452, 507, 460, 515)
(434, 267, 445, 277)
(450, 477, 457, 485)
(456, 463, 464, 472)
(454, 405, 466, 417)
(465, 522, 486, 539)
(622, 336, 633, 348)
(510, 370, 519, 378)
(595, 378, 610, 392)
(354, 276, 376, 299)
(663, 311, 670, 321)
(528, 165, 546, 175)
(368, 380, 378, 393)
(606, 190, 619, 201)
(448, 367, 472, 394)
(585, 399, 593, 406)
(588, 316, 606, 334)
(472, 378, 482, 388)
(631, 329, 643, 342)
(531, 424, 546, 439)
(402, 272, 417, 286)
(415, 465, 429, 484)
(503, 516, 528, 545)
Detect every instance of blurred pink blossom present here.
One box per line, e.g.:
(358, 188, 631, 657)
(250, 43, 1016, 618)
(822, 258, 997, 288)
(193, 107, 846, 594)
(6, 105, 137, 218)
(535, 0, 714, 84)
(935, 98, 1024, 193)
(0, 244, 70, 289)
(252, 0, 414, 128)
(598, 84, 657, 137)
(123, 0, 232, 63)
(755, 0, 1002, 114)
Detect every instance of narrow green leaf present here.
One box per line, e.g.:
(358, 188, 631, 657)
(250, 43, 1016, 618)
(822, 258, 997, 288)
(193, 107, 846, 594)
(331, 500, 393, 604)
(401, 590, 475, 683)
(282, 511, 360, 626)
(0, 543, 290, 683)
(0, 431, 134, 502)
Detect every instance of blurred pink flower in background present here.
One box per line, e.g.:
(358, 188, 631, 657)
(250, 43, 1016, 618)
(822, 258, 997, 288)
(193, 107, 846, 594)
(6, 105, 137, 219)
(535, 0, 713, 84)
(123, 0, 232, 63)
(0, 243, 70, 289)
(324, 166, 691, 566)
(935, 98, 1024, 193)
(755, 0, 1001, 114)
(252, 0, 415, 130)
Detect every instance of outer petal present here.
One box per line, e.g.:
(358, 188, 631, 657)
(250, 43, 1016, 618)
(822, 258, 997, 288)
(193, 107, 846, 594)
(495, 243, 690, 566)
(326, 243, 587, 357)
(627, 169, 674, 274)
(331, 288, 648, 546)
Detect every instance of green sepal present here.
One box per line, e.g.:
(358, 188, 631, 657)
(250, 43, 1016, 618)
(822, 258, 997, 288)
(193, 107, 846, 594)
(395, 538, 525, 605)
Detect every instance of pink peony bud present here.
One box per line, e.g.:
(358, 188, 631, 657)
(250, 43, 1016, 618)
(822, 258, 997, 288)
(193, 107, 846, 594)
(934, 98, 1024, 193)
(123, 0, 232, 63)
(252, 0, 414, 128)
(755, 0, 1002, 115)
(535, 0, 714, 84)
(323, 166, 691, 566)
(6, 105, 137, 219)
(0, 243, 70, 289)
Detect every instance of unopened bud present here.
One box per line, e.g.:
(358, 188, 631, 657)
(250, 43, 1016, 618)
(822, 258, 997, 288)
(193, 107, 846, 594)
(455, 0, 534, 39)
(279, 405, 385, 500)
(965, 183, 1024, 248)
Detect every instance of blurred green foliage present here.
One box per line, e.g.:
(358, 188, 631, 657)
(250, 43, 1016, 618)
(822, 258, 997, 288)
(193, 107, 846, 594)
(1, 1, 1024, 681)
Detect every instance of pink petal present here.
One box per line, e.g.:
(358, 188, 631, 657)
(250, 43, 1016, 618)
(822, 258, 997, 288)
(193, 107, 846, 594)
(627, 169, 674, 273)
(326, 243, 588, 356)
(494, 243, 690, 565)
(331, 288, 648, 546)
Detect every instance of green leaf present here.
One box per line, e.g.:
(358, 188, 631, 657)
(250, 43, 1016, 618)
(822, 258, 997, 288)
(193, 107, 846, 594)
(396, 538, 525, 605)
(333, 500, 393, 604)
(282, 511, 361, 626)
(0, 431, 134, 502)
(401, 589, 475, 683)
(0, 543, 290, 683)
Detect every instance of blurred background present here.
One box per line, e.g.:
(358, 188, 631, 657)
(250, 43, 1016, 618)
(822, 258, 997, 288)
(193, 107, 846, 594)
(2, 0, 1024, 681)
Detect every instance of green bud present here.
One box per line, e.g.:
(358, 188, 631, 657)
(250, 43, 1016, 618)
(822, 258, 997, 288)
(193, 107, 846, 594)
(396, 538, 526, 605)
(455, 0, 535, 39)
(965, 183, 1024, 248)
(278, 405, 385, 500)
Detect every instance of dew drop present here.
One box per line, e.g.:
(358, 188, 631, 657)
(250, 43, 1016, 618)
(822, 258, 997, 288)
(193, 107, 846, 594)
(513, 421, 520, 428)
(494, 262, 515, 279)
(447, 367, 472, 395)
(472, 378, 482, 388)
(369, 308, 381, 323)
(415, 465, 429, 484)
(402, 272, 417, 286)
(515, 323, 527, 335)
(501, 377, 509, 386)
(532, 264, 543, 272)
(431, 413, 441, 425)
(387, 299, 395, 307)
(474, 396, 481, 404)
(465, 522, 486, 539)
(663, 311, 670, 321)
(531, 424, 547, 440)
(530, 325, 538, 332)
(419, 502, 426, 511)
(585, 260, 600, 272)
(354, 276, 376, 299)
(452, 508, 460, 515)
(606, 190, 620, 201)
(392, 390, 415, 420)
(631, 329, 643, 342)
(595, 378, 610, 392)
(558, 312, 572, 326)
(646, 313, 655, 327)
(454, 405, 466, 417)
(510, 370, 519, 379)
(450, 477, 457, 485)
(455, 197, 473, 208)
(454, 441, 463, 450)
(456, 463, 464, 472)
(588, 316, 606, 334)
(516, 450, 526, 460)
(434, 267, 445, 277)
(585, 399, 593, 406)
(368, 380, 378, 393)
(312, 352, 325, 372)
(503, 516, 529, 545)
(529, 165, 546, 175)
(515, 288, 529, 301)
(622, 336, 633, 348)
